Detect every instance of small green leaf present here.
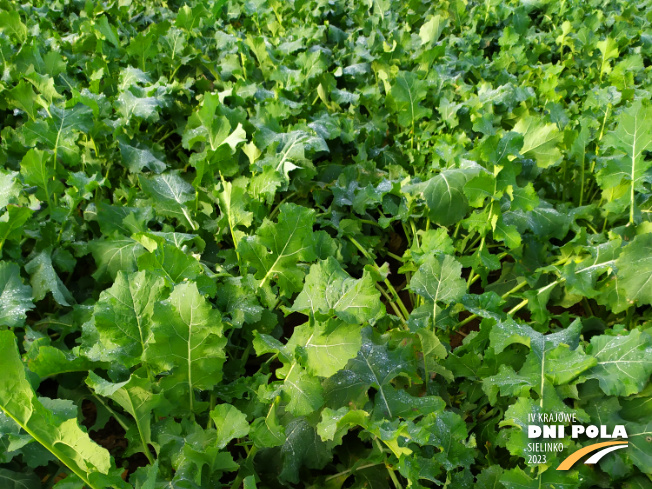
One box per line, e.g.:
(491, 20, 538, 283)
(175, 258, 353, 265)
(86, 372, 160, 459)
(139, 172, 196, 229)
(20, 149, 62, 205)
(89, 237, 145, 282)
(25, 249, 73, 306)
(0, 262, 33, 328)
(0, 170, 20, 209)
(210, 404, 250, 449)
(289, 319, 363, 377)
(421, 170, 470, 226)
(513, 114, 562, 168)
(410, 254, 466, 307)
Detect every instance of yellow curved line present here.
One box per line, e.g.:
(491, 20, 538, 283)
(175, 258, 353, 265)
(557, 441, 628, 470)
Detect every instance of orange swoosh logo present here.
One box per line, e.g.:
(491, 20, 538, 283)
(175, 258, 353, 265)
(557, 441, 628, 470)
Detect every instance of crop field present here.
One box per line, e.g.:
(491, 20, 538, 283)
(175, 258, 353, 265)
(0, 0, 651, 488)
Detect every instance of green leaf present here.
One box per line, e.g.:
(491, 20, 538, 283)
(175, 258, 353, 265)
(27, 346, 93, 378)
(598, 100, 652, 223)
(118, 139, 166, 174)
(317, 407, 369, 444)
(0, 262, 33, 328)
(513, 114, 562, 168)
(239, 203, 317, 295)
(135, 236, 208, 290)
(116, 90, 162, 122)
(147, 282, 226, 412)
(0, 170, 20, 209)
(421, 170, 470, 226)
(0, 206, 32, 251)
(210, 404, 250, 449)
(281, 364, 324, 416)
(25, 249, 73, 306)
(489, 319, 594, 400)
(387, 71, 432, 128)
(0, 330, 113, 488)
(410, 254, 466, 312)
(22, 104, 93, 167)
(250, 401, 285, 449)
(614, 233, 652, 307)
(0, 10, 27, 43)
(7, 81, 40, 120)
(372, 385, 445, 420)
(292, 257, 383, 323)
(139, 173, 197, 229)
(586, 329, 652, 396)
(0, 468, 40, 489)
(85, 271, 165, 367)
(216, 178, 253, 249)
(501, 465, 579, 489)
(279, 418, 330, 485)
(412, 411, 473, 470)
(89, 237, 145, 282)
(257, 130, 328, 181)
(86, 372, 159, 460)
(288, 319, 363, 377)
(183, 93, 247, 152)
(20, 149, 62, 205)
(324, 328, 413, 417)
(419, 15, 446, 45)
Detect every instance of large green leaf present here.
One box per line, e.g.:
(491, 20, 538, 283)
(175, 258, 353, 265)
(598, 101, 652, 223)
(147, 282, 226, 412)
(387, 71, 431, 128)
(84, 271, 165, 367)
(0, 330, 114, 489)
(292, 257, 383, 323)
(239, 203, 317, 295)
(586, 329, 652, 396)
(614, 233, 652, 307)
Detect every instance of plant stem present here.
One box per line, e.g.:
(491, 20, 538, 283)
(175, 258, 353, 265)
(507, 298, 528, 316)
(385, 251, 403, 261)
(269, 191, 296, 220)
(349, 237, 411, 319)
(376, 283, 408, 329)
(324, 462, 383, 482)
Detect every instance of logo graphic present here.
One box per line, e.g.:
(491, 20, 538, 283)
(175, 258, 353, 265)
(526, 412, 629, 469)
(556, 441, 629, 470)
